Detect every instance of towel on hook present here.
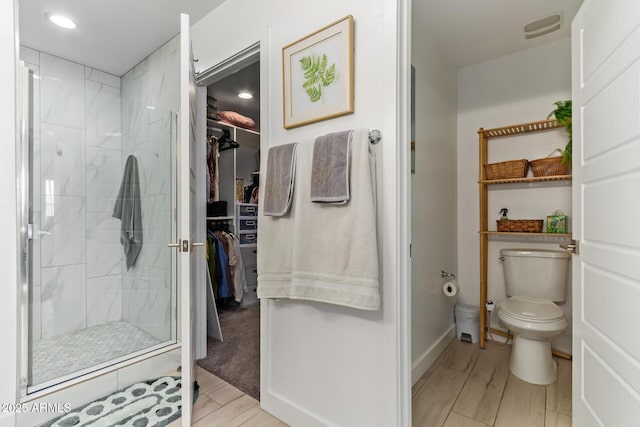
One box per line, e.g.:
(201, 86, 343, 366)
(258, 129, 379, 310)
(310, 130, 352, 204)
(113, 155, 143, 270)
(263, 142, 299, 216)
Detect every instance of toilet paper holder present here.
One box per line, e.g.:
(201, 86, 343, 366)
(441, 270, 456, 279)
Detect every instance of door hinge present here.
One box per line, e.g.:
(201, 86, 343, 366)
(560, 239, 579, 255)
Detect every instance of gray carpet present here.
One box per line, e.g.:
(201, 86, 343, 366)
(197, 303, 260, 400)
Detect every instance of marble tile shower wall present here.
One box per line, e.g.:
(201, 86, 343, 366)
(20, 47, 124, 343)
(120, 36, 180, 342)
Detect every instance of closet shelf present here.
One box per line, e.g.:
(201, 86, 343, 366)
(207, 118, 260, 136)
(478, 175, 572, 185)
(206, 216, 234, 221)
(240, 243, 257, 248)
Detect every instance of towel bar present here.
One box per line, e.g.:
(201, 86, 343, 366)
(369, 129, 382, 144)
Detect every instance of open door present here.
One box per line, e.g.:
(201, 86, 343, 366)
(572, 0, 640, 424)
(178, 12, 202, 426)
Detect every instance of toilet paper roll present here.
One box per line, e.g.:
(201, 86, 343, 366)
(443, 280, 458, 297)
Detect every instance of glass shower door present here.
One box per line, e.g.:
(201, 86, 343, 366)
(21, 35, 181, 392)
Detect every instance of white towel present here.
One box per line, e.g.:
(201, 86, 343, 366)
(257, 129, 379, 310)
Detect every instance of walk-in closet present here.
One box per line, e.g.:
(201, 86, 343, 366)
(198, 58, 262, 400)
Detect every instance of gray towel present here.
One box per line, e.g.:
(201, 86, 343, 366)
(310, 130, 352, 204)
(113, 155, 143, 270)
(264, 143, 298, 216)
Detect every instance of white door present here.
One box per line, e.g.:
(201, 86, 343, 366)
(179, 12, 202, 427)
(572, 0, 640, 424)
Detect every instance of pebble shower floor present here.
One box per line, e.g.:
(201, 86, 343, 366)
(31, 321, 161, 386)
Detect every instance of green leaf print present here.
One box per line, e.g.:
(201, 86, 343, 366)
(299, 53, 336, 103)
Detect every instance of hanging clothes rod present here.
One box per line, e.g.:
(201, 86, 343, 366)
(369, 129, 382, 144)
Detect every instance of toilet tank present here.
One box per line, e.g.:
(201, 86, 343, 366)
(501, 249, 570, 302)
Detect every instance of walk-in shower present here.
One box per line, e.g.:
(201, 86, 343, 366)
(20, 36, 181, 393)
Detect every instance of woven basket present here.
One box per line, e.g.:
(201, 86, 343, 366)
(530, 152, 569, 177)
(496, 219, 543, 233)
(484, 159, 528, 180)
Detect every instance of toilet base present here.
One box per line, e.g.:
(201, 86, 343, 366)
(510, 335, 558, 385)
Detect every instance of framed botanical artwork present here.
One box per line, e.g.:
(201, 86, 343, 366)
(282, 15, 354, 129)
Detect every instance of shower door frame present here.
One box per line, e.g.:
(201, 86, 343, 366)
(16, 60, 33, 401)
(16, 81, 182, 401)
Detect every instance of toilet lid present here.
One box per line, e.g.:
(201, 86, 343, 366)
(501, 296, 565, 323)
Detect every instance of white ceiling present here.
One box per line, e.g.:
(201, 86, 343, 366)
(19, 0, 224, 76)
(415, 0, 583, 67)
(19, 0, 584, 84)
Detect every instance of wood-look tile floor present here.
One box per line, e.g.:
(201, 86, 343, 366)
(412, 339, 572, 427)
(168, 366, 288, 427)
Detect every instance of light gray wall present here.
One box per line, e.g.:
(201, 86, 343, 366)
(410, 28, 459, 382)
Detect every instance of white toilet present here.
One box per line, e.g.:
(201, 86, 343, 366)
(496, 248, 570, 385)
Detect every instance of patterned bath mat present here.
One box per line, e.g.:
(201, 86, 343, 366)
(42, 376, 189, 427)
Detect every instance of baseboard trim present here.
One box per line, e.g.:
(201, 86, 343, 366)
(411, 325, 455, 385)
(261, 388, 335, 427)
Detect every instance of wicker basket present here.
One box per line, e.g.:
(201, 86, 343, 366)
(496, 219, 544, 233)
(484, 159, 528, 180)
(530, 156, 568, 177)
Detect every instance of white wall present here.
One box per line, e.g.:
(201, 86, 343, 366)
(456, 38, 573, 353)
(410, 25, 458, 382)
(0, 0, 17, 425)
(192, 1, 408, 425)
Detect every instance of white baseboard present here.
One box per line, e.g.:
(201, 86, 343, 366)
(261, 388, 334, 427)
(412, 325, 455, 385)
(0, 413, 15, 427)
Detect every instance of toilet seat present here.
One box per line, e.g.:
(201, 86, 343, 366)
(500, 296, 564, 323)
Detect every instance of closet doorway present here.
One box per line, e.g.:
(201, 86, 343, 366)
(196, 44, 262, 400)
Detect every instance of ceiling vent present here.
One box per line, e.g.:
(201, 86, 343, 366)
(524, 11, 563, 40)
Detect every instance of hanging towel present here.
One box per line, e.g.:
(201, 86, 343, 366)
(263, 143, 298, 216)
(258, 129, 379, 310)
(230, 235, 246, 303)
(310, 130, 352, 204)
(113, 155, 143, 270)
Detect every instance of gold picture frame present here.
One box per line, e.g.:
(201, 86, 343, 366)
(282, 15, 354, 129)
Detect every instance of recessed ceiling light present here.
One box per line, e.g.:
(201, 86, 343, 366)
(46, 13, 76, 30)
(238, 91, 253, 99)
